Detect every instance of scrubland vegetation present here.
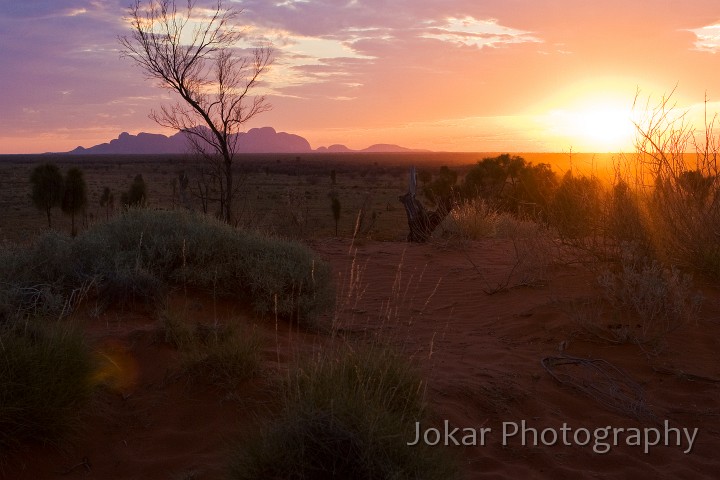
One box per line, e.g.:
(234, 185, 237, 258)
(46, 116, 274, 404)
(2, 93, 720, 477)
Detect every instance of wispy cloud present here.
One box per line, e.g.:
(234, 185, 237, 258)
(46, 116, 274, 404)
(688, 24, 720, 52)
(4, 0, 720, 152)
(421, 16, 541, 48)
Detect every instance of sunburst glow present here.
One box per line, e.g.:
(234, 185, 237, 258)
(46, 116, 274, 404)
(542, 97, 636, 152)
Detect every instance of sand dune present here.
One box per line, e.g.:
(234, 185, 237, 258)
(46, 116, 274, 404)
(5, 238, 719, 479)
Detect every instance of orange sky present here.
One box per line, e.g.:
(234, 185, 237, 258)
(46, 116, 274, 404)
(2, 0, 720, 153)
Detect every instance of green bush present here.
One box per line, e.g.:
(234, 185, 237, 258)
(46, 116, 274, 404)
(0, 209, 334, 325)
(0, 321, 94, 455)
(159, 305, 262, 389)
(229, 345, 458, 480)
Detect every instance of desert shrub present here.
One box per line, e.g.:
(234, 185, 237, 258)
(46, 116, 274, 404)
(422, 165, 458, 207)
(0, 232, 77, 323)
(449, 198, 547, 241)
(0, 210, 334, 325)
(159, 305, 262, 389)
(0, 321, 94, 455)
(29, 162, 64, 228)
(82, 210, 334, 322)
(547, 171, 603, 240)
(627, 91, 720, 280)
(448, 198, 500, 239)
(61, 167, 87, 237)
(229, 345, 458, 480)
(645, 172, 720, 277)
(121, 174, 147, 208)
(460, 154, 557, 215)
(97, 267, 166, 311)
(330, 193, 341, 237)
(596, 258, 702, 342)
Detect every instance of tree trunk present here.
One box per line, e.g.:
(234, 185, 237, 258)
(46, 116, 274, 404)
(399, 168, 453, 242)
(46, 206, 52, 228)
(224, 158, 233, 224)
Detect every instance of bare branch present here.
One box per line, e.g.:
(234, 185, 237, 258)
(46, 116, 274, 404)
(118, 0, 273, 223)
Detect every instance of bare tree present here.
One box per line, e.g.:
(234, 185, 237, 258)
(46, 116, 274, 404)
(119, 0, 272, 223)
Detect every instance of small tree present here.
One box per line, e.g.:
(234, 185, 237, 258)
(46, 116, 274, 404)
(99, 187, 114, 221)
(330, 194, 341, 236)
(122, 174, 147, 208)
(119, 0, 272, 224)
(61, 168, 87, 237)
(30, 163, 64, 228)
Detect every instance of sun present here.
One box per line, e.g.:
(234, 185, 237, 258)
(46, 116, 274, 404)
(545, 101, 636, 152)
(572, 104, 636, 152)
(534, 79, 640, 152)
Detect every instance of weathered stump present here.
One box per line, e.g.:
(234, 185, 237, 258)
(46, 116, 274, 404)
(399, 166, 453, 242)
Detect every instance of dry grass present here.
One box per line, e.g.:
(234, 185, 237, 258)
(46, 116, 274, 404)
(159, 303, 263, 390)
(228, 343, 458, 480)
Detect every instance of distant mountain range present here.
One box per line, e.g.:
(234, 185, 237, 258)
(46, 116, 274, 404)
(65, 127, 425, 154)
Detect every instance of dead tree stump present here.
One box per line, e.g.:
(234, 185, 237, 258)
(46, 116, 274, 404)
(399, 166, 453, 242)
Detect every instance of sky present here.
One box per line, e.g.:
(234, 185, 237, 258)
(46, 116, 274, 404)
(2, 0, 720, 154)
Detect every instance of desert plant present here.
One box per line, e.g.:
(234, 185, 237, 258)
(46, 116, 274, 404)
(548, 171, 602, 240)
(422, 165, 458, 207)
(229, 344, 457, 479)
(330, 193, 341, 236)
(0, 321, 94, 455)
(628, 90, 720, 278)
(79, 209, 334, 323)
(460, 154, 557, 216)
(61, 167, 87, 237)
(0, 210, 334, 326)
(449, 198, 501, 239)
(119, 0, 272, 224)
(99, 187, 114, 221)
(122, 174, 147, 208)
(29, 163, 64, 228)
(596, 257, 702, 342)
(159, 305, 262, 390)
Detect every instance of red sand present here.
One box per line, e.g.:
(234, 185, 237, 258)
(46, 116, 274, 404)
(4, 238, 720, 479)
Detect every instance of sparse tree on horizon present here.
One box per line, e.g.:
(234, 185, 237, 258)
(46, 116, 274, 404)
(330, 193, 341, 236)
(61, 168, 87, 237)
(100, 186, 114, 221)
(30, 163, 64, 228)
(118, 0, 272, 224)
(122, 174, 148, 208)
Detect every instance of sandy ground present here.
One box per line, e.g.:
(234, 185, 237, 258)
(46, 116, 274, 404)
(4, 238, 720, 479)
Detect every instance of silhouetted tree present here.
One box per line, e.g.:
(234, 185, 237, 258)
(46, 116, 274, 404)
(330, 194, 341, 236)
(460, 154, 557, 216)
(119, 0, 272, 224)
(99, 187, 114, 221)
(30, 163, 64, 228)
(61, 168, 87, 237)
(422, 165, 458, 206)
(122, 174, 147, 208)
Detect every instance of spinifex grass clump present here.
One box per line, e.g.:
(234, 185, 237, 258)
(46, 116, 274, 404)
(0, 209, 334, 326)
(0, 321, 94, 456)
(229, 344, 458, 480)
(159, 304, 263, 390)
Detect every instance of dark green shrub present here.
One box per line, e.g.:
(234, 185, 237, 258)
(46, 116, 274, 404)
(29, 163, 64, 228)
(0, 210, 334, 326)
(61, 167, 88, 237)
(0, 321, 94, 455)
(229, 345, 458, 480)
